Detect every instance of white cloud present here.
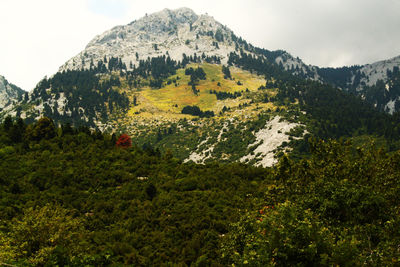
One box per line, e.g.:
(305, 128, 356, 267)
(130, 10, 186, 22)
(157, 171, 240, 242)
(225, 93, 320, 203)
(0, 0, 399, 90)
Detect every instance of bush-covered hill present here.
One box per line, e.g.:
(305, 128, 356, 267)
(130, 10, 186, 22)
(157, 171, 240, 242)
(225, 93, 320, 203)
(221, 139, 400, 266)
(1, 117, 400, 266)
(0, 117, 269, 266)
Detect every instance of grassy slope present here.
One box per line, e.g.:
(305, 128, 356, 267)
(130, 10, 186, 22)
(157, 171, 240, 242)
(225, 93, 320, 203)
(103, 63, 298, 162)
(127, 63, 267, 119)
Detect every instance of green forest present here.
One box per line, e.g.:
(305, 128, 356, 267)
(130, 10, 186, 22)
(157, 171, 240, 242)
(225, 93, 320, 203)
(1, 116, 400, 266)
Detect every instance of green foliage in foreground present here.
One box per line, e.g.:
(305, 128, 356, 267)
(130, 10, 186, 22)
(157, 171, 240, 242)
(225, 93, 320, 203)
(0, 117, 268, 266)
(221, 140, 400, 266)
(1, 117, 400, 266)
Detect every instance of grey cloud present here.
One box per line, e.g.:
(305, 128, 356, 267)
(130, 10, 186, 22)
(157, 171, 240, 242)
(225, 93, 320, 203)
(206, 0, 400, 67)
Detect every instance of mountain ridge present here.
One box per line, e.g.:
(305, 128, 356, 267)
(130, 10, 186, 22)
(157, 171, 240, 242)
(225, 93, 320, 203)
(275, 51, 400, 113)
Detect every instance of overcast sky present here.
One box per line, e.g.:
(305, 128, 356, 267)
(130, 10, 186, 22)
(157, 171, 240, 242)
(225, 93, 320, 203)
(0, 0, 399, 91)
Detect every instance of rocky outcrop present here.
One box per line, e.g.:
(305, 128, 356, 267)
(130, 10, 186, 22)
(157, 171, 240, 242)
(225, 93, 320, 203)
(0, 75, 24, 110)
(59, 8, 238, 72)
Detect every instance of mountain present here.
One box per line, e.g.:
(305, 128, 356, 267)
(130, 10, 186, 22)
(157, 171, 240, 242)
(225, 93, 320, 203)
(317, 55, 400, 91)
(0, 75, 24, 110)
(2, 7, 400, 166)
(275, 52, 400, 113)
(60, 7, 239, 72)
(2, 8, 400, 266)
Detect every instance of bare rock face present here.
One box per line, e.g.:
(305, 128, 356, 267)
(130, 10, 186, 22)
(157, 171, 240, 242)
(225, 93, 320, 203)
(0, 75, 24, 110)
(59, 8, 238, 72)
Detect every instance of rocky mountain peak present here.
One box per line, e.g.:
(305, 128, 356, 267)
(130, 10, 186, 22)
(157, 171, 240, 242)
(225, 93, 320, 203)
(143, 7, 199, 26)
(60, 8, 237, 72)
(0, 75, 24, 110)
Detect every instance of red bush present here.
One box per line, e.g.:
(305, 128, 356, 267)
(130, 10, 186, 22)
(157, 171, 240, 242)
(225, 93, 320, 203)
(116, 134, 132, 148)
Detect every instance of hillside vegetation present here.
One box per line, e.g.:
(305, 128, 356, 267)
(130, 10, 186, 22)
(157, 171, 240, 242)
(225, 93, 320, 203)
(119, 63, 269, 123)
(6, 52, 400, 167)
(2, 7, 400, 266)
(1, 118, 400, 265)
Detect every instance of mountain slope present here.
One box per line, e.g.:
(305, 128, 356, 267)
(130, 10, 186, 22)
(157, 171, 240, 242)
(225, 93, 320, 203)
(275, 52, 400, 113)
(0, 75, 24, 110)
(3, 7, 400, 166)
(25, 7, 400, 118)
